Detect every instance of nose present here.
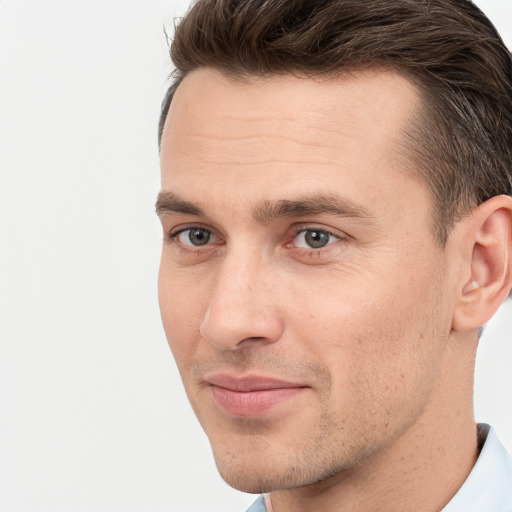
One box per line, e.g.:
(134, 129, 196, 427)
(199, 253, 284, 351)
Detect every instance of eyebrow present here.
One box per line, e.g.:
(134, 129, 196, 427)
(155, 191, 373, 223)
(252, 194, 373, 223)
(155, 192, 204, 217)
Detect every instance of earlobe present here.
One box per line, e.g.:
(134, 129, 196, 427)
(452, 195, 512, 332)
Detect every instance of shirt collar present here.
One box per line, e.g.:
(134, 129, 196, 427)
(442, 424, 512, 512)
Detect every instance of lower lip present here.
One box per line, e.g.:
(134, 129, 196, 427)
(210, 385, 306, 417)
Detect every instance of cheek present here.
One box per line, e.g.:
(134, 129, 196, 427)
(158, 259, 210, 365)
(290, 266, 448, 419)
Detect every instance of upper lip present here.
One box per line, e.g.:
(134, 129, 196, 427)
(205, 374, 307, 392)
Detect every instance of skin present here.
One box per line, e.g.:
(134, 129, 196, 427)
(157, 68, 512, 511)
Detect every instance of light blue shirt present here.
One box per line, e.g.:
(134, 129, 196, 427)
(245, 424, 512, 512)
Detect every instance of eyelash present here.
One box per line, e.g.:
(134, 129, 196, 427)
(166, 225, 345, 256)
(287, 226, 341, 251)
(165, 225, 220, 253)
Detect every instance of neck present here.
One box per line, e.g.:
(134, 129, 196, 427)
(268, 332, 479, 512)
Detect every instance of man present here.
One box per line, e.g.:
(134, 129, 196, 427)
(155, 0, 512, 510)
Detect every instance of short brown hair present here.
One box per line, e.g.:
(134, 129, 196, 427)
(159, 0, 512, 244)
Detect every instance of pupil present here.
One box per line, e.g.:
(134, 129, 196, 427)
(305, 230, 329, 248)
(189, 229, 210, 246)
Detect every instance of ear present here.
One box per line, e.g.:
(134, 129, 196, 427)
(452, 195, 512, 331)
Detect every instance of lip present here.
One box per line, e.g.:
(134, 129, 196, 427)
(205, 374, 308, 417)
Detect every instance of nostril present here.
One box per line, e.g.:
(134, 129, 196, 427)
(237, 336, 268, 346)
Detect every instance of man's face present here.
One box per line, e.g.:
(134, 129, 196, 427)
(158, 68, 457, 492)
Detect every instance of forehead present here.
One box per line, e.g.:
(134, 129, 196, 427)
(162, 68, 419, 151)
(159, 68, 428, 221)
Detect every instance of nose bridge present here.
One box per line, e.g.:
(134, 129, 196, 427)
(200, 244, 283, 350)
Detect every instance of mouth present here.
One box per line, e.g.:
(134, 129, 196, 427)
(205, 374, 309, 417)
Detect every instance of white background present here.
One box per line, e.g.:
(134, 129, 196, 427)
(0, 1, 511, 511)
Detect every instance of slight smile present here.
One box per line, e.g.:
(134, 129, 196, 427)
(206, 374, 310, 417)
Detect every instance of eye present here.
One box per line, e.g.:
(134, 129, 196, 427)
(173, 227, 215, 246)
(294, 228, 340, 249)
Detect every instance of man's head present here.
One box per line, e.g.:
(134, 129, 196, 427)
(156, 0, 512, 500)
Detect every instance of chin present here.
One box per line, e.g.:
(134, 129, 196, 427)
(212, 445, 350, 494)
(217, 465, 299, 494)
(213, 449, 294, 493)
(212, 448, 279, 493)
(219, 472, 276, 494)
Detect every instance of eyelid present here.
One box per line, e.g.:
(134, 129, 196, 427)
(289, 225, 345, 242)
(166, 224, 222, 246)
(164, 222, 348, 256)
